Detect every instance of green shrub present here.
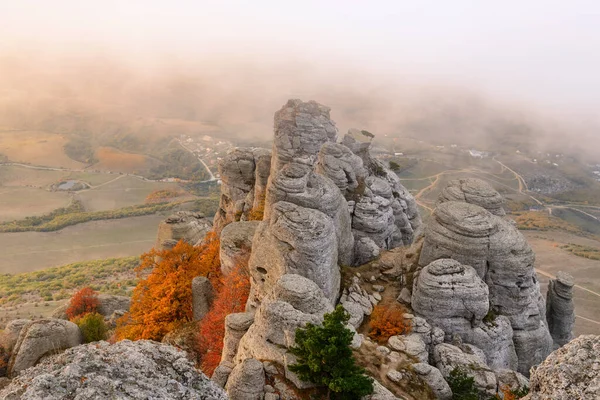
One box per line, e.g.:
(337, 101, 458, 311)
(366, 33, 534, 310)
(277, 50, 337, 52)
(289, 305, 374, 399)
(389, 161, 400, 171)
(74, 312, 108, 343)
(446, 367, 479, 400)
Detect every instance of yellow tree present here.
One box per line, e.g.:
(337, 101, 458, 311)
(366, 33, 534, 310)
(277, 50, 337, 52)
(116, 232, 221, 341)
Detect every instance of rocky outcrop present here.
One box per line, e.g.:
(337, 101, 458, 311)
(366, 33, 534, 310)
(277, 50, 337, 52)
(7, 318, 83, 377)
(411, 363, 452, 400)
(213, 147, 271, 231)
(0, 340, 226, 399)
(225, 358, 265, 400)
(156, 211, 212, 250)
(437, 178, 505, 216)
(418, 200, 552, 375)
(433, 343, 497, 396)
(545, 271, 575, 349)
(387, 334, 428, 363)
(1, 319, 30, 353)
(316, 142, 367, 198)
(219, 221, 259, 275)
(411, 259, 518, 370)
(192, 276, 214, 321)
(528, 335, 599, 400)
(220, 274, 333, 394)
(221, 312, 255, 364)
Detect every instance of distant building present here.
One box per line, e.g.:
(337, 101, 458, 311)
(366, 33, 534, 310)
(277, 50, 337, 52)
(469, 149, 485, 159)
(394, 152, 404, 156)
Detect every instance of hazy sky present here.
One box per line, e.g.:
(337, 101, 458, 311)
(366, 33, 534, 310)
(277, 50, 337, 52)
(1, 0, 599, 114)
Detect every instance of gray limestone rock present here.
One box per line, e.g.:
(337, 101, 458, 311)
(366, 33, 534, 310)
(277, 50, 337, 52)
(528, 335, 599, 400)
(1, 319, 31, 353)
(96, 294, 131, 317)
(387, 334, 428, 363)
(7, 318, 83, 377)
(418, 200, 551, 374)
(219, 221, 259, 275)
(494, 369, 529, 394)
(192, 276, 214, 321)
(225, 358, 266, 400)
(412, 363, 452, 400)
(363, 380, 402, 400)
(156, 211, 212, 250)
(221, 312, 255, 364)
(433, 343, 497, 396)
(316, 142, 367, 197)
(354, 237, 381, 266)
(1, 340, 226, 399)
(437, 178, 506, 216)
(247, 201, 340, 308)
(212, 361, 234, 388)
(546, 271, 575, 349)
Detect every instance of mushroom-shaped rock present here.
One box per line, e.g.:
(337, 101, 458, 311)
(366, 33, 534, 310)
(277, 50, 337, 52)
(1, 340, 226, 399)
(545, 271, 575, 349)
(528, 335, 600, 400)
(412, 259, 489, 330)
(437, 178, 506, 216)
(7, 318, 83, 377)
(156, 211, 212, 250)
(419, 202, 498, 277)
(219, 221, 259, 275)
(225, 358, 266, 400)
(221, 313, 255, 364)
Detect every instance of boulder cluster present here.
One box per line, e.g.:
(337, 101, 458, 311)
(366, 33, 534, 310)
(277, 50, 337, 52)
(0, 340, 226, 399)
(156, 211, 213, 250)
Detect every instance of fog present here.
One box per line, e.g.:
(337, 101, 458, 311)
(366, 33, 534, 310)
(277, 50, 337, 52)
(1, 1, 599, 158)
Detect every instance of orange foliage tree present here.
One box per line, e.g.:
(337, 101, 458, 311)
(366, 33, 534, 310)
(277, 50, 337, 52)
(368, 303, 411, 342)
(197, 255, 251, 376)
(115, 232, 221, 341)
(66, 287, 99, 320)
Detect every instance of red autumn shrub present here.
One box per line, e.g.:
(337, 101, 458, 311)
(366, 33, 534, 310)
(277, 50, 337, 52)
(368, 303, 411, 342)
(66, 287, 99, 320)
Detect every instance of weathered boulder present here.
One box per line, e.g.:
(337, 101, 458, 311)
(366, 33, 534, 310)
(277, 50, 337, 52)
(225, 358, 265, 400)
(352, 176, 397, 249)
(354, 237, 381, 266)
(363, 380, 402, 400)
(437, 178, 506, 216)
(248, 201, 340, 308)
(387, 334, 428, 363)
(221, 312, 255, 364)
(0, 340, 226, 399)
(192, 276, 214, 321)
(418, 200, 551, 374)
(546, 271, 575, 349)
(7, 318, 83, 377)
(269, 99, 338, 173)
(220, 221, 259, 275)
(419, 202, 497, 277)
(96, 294, 131, 317)
(528, 335, 599, 400)
(316, 142, 367, 198)
(411, 363, 452, 400)
(234, 275, 332, 389)
(156, 211, 212, 250)
(213, 148, 271, 230)
(494, 369, 529, 394)
(1, 319, 30, 353)
(433, 343, 497, 396)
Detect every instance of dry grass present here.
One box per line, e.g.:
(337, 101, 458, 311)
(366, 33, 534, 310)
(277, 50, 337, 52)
(92, 146, 150, 173)
(0, 130, 85, 169)
(0, 187, 71, 222)
(512, 211, 583, 234)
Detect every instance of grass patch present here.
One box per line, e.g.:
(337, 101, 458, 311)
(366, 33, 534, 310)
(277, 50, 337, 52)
(0, 197, 218, 233)
(0, 257, 140, 306)
(512, 211, 583, 235)
(560, 243, 600, 260)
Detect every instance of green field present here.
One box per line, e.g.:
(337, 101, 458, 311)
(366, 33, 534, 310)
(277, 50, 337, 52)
(76, 175, 184, 211)
(0, 214, 164, 274)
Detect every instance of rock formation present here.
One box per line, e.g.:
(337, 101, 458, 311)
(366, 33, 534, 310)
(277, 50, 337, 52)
(411, 363, 452, 400)
(437, 178, 506, 216)
(156, 211, 212, 250)
(412, 259, 518, 370)
(51, 294, 131, 329)
(527, 335, 599, 400)
(0, 340, 226, 399)
(213, 147, 272, 231)
(219, 221, 259, 275)
(192, 276, 215, 321)
(545, 271, 575, 349)
(417, 199, 553, 375)
(7, 318, 83, 377)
